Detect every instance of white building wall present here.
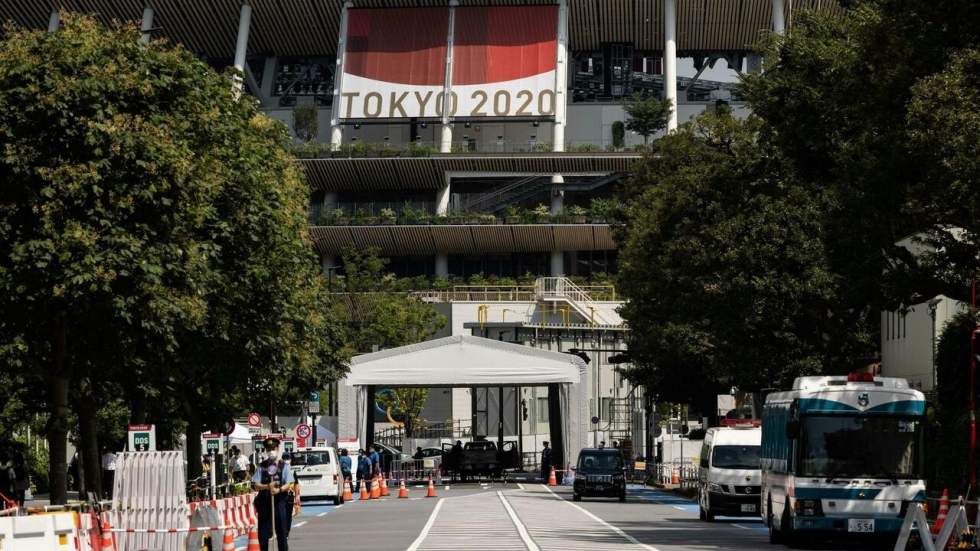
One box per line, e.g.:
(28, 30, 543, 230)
(881, 296, 966, 392)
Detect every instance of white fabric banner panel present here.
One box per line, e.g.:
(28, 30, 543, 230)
(346, 335, 583, 386)
(338, 6, 558, 120)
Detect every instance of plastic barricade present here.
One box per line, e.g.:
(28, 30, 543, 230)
(0, 512, 79, 551)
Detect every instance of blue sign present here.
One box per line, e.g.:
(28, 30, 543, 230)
(310, 391, 320, 402)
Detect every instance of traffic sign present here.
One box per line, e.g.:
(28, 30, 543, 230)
(222, 418, 236, 436)
(201, 432, 224, 455)
(296, 436, 308, 448)
(295, 424, 312, 439)
(310, 391, 320, 402)
(308, 401, 320, 414)
(247, 412, 261, 427)
(127, 424, 156, 452)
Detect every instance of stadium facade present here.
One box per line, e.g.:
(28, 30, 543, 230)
(4, 0, 840, 460)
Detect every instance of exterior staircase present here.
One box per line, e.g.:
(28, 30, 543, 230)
(533, 277, 616, 325)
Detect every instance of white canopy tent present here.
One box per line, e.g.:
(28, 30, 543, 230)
(336, 335, 589, 468)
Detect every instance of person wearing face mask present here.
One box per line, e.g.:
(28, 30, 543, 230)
(252, 438, 293, 551)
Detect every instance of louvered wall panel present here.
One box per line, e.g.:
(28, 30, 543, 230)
(511, 225, 554, 252)
(553, 224, 597, 250)
(593, 225, 617, 249)
(430, 226, 476, 253)
(390, 226, 438, 255)
(5, 0, 843, 55)
(350, 226, 397, 252)
(470, 226, 516, 253)
(310, 226, 356, 254)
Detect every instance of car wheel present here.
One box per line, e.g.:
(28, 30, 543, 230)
(339, 493, 345, 505)
(699, 505, 706, 521)
(573, 493, 582, 502)
(333, 495, 341, 506)
(767, 496, 782, 545)
(618, 492, 626, 503)
(705, 507, 714, 522)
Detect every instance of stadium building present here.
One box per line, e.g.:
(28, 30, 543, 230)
(4, 0, 840, 463)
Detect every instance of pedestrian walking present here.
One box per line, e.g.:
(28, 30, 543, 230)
(540, 441, 552, 483)
(232, 446, 250, 482)
(339, 449, 352, 490)
(101, 447, 117, 499)
(450, 441, 463, 482)
(252, 437, 293, 551)
(356, 450, 371, 492)
(368, 445, 381, 478)
(11, 452, 28, 506)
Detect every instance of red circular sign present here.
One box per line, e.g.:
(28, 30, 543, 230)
(295, 424, 312, 439)
(247, 412, 261, 427)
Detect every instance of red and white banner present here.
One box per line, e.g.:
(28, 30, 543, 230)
(339, 6, 558, 120)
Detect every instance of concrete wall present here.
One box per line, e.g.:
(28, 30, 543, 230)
(881, 296, 966, 392)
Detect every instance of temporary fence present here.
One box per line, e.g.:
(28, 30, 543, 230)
(389, 459, 443, 485)
(109, 451, 189, 551)
(893, 495, 980, 551)
(652, 462, 698, 489)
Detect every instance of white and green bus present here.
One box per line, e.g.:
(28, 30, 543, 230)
(761, 375, 926, 545)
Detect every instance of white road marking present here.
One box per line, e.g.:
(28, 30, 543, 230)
(672, 506, 688, 511)
(517, 483, 525, 490)
(732, 524, 752, 530)
(498, 491, 540, 551)
(294, 521, 307, 528)
(541, 485, 661, 551)
(406, 498, 445, 551)
(317, 512, 327, 517)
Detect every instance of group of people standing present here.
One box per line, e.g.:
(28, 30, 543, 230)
(0, 451, 28, 507)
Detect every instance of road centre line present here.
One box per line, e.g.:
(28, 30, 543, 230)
(541, 485, 661, 551)
(406, 497, 445, 551)
(497, 491, 540, 551)
(294, 521, 307, 528)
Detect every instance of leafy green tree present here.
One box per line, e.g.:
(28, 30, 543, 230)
(329, 248, 446, 355)
(623, 93, 672, 145)
(931, 311, 976, 493)
(0, 15, 346, 498)
(615, 110, 846, 411)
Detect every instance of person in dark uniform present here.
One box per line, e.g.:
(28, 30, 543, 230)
(252, 438, 294, 551)
(540, 441, 552, 483)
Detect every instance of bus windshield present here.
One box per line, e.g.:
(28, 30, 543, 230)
(800, 416, 923, 479)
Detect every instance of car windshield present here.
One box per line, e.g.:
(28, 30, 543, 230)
(466, 442, 496, 451)
(577, 453, 623, 473)
(800, 415, 923, 479)
(291, 451, 330, 466)
(711, 445, 761, 470)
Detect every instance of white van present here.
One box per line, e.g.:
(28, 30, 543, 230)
(697, 426, 762, 521)
(291, 447, 343, 505)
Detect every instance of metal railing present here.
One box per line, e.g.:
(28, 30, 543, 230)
(535, 277, 613, 325)
(652, 462, 699, 490)
(414, 284, 616, 303)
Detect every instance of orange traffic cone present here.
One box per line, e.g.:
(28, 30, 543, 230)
(426, 475, 437, 498)
(933, 488, 949, 534)
(343, 479, 353, 501)
(222, 529, 235, 551)
(381, 474, 390, 497)
(398, 479, 409, 499)
(548, 467, 558, 487)
(370, 476, 381, 499)
(99, 516, 115, 551)
(671, 467, 680, 485)
(246, 525, 260, 551)
(359, 478, 370, 501)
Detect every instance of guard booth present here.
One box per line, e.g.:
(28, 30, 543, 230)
(336, 335, 589, 470)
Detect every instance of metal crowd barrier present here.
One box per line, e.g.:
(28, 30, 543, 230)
(894, 496, 980, 551)
(389, 459, 443, 484)
(652, 462, 698, 489)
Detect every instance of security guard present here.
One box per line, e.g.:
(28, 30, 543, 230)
(252, 437, 293, 551)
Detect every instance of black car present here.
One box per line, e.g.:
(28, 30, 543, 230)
(572, 448, 627, 502)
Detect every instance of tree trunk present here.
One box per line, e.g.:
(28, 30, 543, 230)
(47, 313, 70, 505)
(184, 404, 203, 480)
(76, 383, 102, 498)
(130, 389, 147, 425)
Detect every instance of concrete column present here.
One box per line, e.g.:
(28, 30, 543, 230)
(47, 9, 60, 32)
(550, 174, 564, 215)
(435, 254, 449, 278)
(440, 1, 459, 153)
(663, 0, 678, 132)
(552, 0, 569, 152)
(772, 0, 786, 34)
(260, 56, 277, 102)
(550, 251, 564, 277)
(232, 2, 253, 94)
(140, 5, 154, 44)
(330, 2, 353, 150)
(436, 175, 451, 216)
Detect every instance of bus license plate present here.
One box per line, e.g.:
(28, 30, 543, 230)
(740, 504, 756, 513)
(848, 519, 874, 533)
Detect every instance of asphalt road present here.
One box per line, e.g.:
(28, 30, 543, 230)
(271, 483, 893, 551)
